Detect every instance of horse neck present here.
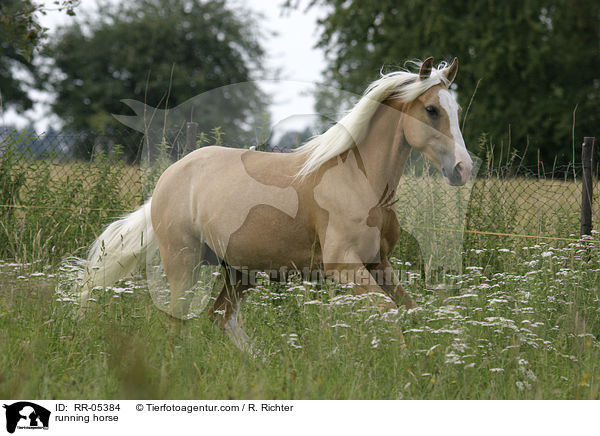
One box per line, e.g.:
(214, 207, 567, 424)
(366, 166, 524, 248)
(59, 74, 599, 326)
(355, 102, 411, 198)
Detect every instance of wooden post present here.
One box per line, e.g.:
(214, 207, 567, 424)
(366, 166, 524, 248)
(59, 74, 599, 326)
(580, 137, 595, 237)
(185, 122, 198, 155)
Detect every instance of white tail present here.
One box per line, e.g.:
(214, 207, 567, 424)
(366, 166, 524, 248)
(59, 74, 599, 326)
(79, 198, 155, 306)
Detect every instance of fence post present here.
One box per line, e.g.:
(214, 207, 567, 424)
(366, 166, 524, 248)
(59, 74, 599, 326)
(185, 122, 198, 155)
(580, 137, 595, 237)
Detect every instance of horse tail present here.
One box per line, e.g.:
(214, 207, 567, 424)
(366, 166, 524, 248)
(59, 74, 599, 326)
(78, 198, 155, 306)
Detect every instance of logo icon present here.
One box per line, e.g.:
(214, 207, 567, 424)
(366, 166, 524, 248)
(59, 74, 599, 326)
(3, 402, 50, 434)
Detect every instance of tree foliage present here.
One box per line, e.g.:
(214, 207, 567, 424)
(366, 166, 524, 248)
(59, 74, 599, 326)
(0, 0, 77, 112)
(44, 0, 268, 158)
(303, 0, 600, 165)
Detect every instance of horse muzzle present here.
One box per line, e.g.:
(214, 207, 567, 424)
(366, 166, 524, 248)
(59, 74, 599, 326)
(443, 159, 473, 186)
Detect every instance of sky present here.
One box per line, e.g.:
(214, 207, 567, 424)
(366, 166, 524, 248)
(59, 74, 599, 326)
(3, 0, 328, 134)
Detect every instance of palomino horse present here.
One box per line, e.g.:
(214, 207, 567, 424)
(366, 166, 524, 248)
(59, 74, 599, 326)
(79, 58, 473, 349)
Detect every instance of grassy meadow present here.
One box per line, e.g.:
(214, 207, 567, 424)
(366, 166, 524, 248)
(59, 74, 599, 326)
(0, 239, 599, 399)
(1, 146, 599, 399)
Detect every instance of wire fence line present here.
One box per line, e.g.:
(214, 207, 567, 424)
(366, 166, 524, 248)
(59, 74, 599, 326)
(0, 129, 598, 257)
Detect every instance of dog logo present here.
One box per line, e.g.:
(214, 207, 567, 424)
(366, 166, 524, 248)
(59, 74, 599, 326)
(3, 402, 50, 433)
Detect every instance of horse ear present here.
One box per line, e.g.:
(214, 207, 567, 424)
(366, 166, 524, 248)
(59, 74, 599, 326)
(444, 57, 458, 84)
(419, 57, 434, 80)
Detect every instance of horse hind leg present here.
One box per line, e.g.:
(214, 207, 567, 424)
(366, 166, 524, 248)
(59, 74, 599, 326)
(209, 267, 253, 352)
(158, 236, 205, 319)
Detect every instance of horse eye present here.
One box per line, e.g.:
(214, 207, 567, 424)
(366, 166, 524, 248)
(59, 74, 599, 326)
(425, 105, 439, 117)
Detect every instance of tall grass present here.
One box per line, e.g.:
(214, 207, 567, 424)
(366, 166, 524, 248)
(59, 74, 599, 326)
(0, 132, 599, 399)
(0, 135, 140, 263)
(0, 239, 598, 399)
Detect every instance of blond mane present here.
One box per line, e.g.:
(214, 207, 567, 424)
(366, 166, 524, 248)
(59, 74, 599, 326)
(295, 61, 451, 177)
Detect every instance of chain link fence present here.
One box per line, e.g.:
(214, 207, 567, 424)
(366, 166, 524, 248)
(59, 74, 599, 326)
(0, 128, 598, 262)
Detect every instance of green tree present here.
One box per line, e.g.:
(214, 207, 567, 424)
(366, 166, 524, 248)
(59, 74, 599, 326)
(301, 0, 600, 166)
(44, 0, 269, 158)
(0, 0, 77, 112)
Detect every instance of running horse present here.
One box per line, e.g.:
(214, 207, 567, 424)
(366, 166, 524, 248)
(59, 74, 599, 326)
(78, 58, 473, 349)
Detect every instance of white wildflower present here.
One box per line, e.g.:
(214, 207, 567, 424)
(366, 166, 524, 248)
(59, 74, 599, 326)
(371, 336, 381, 348)
(331, 323, 350, 328)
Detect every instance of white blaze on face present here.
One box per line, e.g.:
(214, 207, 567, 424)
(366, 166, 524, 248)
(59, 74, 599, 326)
(437, 89, 471, 165)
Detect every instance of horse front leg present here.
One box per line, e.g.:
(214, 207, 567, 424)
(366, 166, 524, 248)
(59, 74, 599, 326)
(324, 253, 413, 312)
(367, 259, 416, 309)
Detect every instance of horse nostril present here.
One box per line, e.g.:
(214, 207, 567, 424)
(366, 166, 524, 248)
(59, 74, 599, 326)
(453, 162, 463, 179)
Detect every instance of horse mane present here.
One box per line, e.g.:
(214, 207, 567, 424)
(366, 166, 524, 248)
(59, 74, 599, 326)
(294, 60, 451, 177)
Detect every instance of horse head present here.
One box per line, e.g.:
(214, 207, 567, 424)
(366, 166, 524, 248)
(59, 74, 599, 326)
(388, 57, 473, 186)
